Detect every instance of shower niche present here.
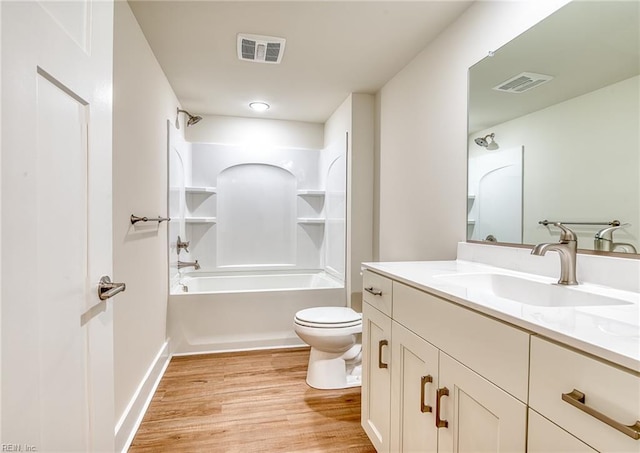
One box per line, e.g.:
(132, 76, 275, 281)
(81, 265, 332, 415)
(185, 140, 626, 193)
(184, 186, 217, 224)
(168, 128, 346, 292)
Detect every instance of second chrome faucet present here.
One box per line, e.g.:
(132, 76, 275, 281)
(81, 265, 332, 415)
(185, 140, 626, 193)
(531, 222, 578, 285)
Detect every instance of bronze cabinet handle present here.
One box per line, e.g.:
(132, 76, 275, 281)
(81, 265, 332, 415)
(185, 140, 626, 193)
(378, 340, 389, 369)
(435, 387, 449, 428)
(365, 286, 383, 296)
(420, 375, 433, 413)
(562, 389, 640, 440)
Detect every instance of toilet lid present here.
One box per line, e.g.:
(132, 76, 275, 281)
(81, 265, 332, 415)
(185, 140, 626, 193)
(295, 307, 362, 328)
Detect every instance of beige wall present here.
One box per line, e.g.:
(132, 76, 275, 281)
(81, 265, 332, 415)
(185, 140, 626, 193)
(112, 0, 179, 430)
(376, 0, 569, 261)
(324, 94, 374, 311)
(186, 114, 324, 149)
(347, 94, 374, 310)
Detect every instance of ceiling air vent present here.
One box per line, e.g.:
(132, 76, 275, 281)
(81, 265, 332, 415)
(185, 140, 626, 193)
(492, 72, 554, 93)
(237, 34, 286, 64)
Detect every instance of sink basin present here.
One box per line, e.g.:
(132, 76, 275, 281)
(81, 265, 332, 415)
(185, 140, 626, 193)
(435, 273, 632, 308)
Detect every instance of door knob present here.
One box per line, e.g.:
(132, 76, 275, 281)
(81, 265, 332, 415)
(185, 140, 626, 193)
(97, 276, 126, 300)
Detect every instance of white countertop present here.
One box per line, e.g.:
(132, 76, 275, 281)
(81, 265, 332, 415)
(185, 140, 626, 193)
(362, 260, 640, 373)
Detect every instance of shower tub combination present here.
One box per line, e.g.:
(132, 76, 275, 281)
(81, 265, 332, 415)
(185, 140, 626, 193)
(168, 270, 345, 354)
(167, 126, 349, 355)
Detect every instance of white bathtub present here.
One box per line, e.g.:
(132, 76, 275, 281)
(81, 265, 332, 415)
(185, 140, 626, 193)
(175, 271, 343, 294)
(168, 271, 346, 355)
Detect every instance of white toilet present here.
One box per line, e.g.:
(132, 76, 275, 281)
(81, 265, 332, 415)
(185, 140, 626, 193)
(293, 306, 363, 390)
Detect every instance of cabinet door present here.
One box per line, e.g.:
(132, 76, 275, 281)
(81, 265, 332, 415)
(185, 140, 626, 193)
(528, 409, 597, 453)
(390, 321, 439, 453)
(438, 353, 527, 453)
(362, 302, 392, 452)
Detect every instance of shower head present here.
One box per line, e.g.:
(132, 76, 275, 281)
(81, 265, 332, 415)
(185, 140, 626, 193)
(187, 114, 203, 127)
(474, 136, 488, 147)
(176, 108, 203, 129)
(474, 133, 499, 150)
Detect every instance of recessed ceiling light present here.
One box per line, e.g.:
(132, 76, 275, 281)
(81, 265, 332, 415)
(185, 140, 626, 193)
(249, 102, 270, 112)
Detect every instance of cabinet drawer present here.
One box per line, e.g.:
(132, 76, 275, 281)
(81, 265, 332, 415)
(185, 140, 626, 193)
(528, 409, 596, 453)
(530, 336, 640, 452)
(363, 270, 393, 316)
(393, 282, 530, 402)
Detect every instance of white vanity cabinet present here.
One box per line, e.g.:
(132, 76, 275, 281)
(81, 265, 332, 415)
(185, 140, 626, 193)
(361, 267, 640, 453)
(362, 270, 529, 453)
(389, 322, 527, 452)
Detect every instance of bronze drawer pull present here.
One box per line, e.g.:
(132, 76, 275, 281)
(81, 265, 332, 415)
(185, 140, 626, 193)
(378, 340, 389, 369)
(562, 389, 640, 440)
(435, 387, 449, 428)
(365, 287, 383, 296)
(420, 375, 433, 413)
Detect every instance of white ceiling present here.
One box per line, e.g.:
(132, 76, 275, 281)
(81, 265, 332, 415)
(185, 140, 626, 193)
(127, 1, 473, 123)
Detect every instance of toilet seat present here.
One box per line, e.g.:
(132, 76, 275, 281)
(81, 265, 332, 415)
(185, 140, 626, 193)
(295, 307, 362, 328)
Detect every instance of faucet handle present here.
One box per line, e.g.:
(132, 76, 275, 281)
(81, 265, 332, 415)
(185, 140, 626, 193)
(177, 235, 190, 254)
(595, 223, 630, 241)
(552, 223, 578, 242)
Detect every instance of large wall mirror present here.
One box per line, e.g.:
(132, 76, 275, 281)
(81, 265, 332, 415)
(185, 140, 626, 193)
(467, 1, 639, 256)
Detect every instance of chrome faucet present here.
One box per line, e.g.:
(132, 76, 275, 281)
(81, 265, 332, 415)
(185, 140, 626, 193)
(177, 259, 200, 270)
(531, 223, 578, 285)
(594, 223, 637, 254)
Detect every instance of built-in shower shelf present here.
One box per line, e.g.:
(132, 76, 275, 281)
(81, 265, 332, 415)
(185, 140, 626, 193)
(185, 217, 217, 224)
(297, 218, 325, 225)
(467, 220, 476, 225)
(297, 190, 325, 197)
(186, 186, 217, 194)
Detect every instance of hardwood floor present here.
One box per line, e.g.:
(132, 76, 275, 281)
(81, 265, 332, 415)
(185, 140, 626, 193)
(128, 348, 376, 453)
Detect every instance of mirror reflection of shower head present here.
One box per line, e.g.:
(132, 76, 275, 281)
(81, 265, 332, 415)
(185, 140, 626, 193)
(474, 133, 499, 150)
(175, 108, 203, 129)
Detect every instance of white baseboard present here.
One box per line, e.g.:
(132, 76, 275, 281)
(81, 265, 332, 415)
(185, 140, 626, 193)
(171, 335, 306, 356)
(115, 340, 171, 453)
(173, 343, 309, 357)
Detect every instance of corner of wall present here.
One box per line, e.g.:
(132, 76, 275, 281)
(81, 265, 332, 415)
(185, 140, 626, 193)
(348, 94, 375, 305)
(113, 0, 178, 433)
(372, 92, 381, 262)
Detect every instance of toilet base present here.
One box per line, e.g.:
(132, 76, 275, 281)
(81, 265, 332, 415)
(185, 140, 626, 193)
(305, 346, 362, 390)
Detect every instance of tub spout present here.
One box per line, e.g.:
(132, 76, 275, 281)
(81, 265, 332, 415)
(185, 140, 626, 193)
(178, 260, 200, 270)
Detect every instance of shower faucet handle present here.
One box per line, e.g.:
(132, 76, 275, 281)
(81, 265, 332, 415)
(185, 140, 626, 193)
(177, 236, 190, 254)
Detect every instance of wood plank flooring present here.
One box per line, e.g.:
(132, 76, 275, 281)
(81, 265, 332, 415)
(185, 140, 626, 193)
(128, 348, 376, 453)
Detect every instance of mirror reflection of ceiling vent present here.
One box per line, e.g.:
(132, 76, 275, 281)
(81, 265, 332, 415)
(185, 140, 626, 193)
(492, 72, 554, 93)
(237, 34, 286, 64)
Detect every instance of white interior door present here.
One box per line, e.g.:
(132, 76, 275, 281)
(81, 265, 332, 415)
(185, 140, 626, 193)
(1, 1, 115, 451)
